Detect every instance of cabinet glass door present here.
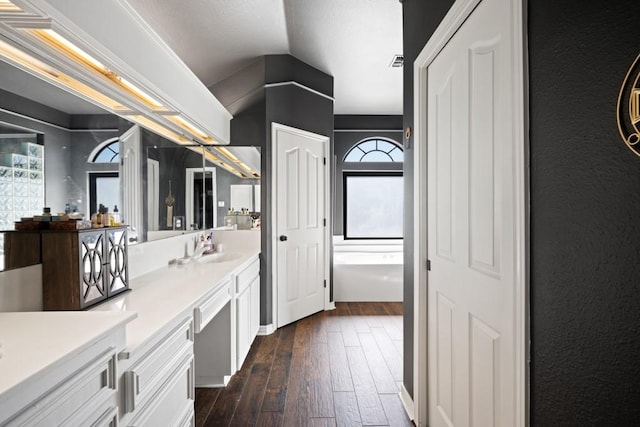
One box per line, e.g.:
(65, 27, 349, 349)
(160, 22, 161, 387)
(80, 230, 107, 308)
(106, 228, 129, 296)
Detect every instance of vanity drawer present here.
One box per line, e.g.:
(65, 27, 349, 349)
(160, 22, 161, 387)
(128, 348, 194, 427)
(8, 348, 118, 427)
(235, 257, 260, 294)
(194, 277, 231, 333)
(123, 317, 193, 414)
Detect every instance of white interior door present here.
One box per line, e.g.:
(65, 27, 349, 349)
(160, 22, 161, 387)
(273, 123, 328, 328)
(120, 125, 142, 244)
(426, 0, 521, 425)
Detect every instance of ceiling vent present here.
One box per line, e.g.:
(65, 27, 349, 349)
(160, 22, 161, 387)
(389, 54, 404, 68)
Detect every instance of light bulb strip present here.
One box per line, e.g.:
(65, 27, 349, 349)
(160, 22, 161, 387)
(0, 0, 22, 13)
(0, 38, 128, 112)
(203, 150, 245, 178)
(128, 115, 189, 145)
(27, 29, 168, 111)
(167, 115, 213, 143)
(214, 147, 260, 178)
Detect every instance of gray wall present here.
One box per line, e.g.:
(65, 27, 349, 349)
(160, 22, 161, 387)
(0, 89, 129, 215)
(529, 1, 640, 423)
(213, 54, 334, 326)
(263, 82, 334, 324)
(403, 0, 640, 422)
(402, 0, 455, 398)
(332, 115, 403, 236)
(142, 131, 203, 231)
(0, 88, 72, 213)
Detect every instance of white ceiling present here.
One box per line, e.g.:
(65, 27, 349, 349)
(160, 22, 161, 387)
(127, 0, 404, 115)
(0, 0, 403, 116)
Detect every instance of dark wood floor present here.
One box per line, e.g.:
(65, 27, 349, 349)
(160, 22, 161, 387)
(195, 302, 413, 427)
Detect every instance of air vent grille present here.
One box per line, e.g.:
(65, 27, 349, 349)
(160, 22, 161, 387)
(389, 54, 404, 68)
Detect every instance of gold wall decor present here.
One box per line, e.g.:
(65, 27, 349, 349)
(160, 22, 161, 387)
(617, 53, 640, 156)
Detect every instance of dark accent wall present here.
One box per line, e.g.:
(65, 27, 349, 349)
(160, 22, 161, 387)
(403, 0, 640, 421)
(263, 83, 334, 324)
(332, 115, 403, 236)
(529, 1, 640, 424)
(265, 55, 334, 98)
(141, 131, 203, 232)
(402, 0, 455, 398)
(212, 54, 334, 326)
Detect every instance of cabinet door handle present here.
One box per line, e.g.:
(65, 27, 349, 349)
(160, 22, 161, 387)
(279, 235, 288, 242)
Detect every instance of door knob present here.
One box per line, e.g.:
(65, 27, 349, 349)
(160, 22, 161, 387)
(279, 235, 288, 241)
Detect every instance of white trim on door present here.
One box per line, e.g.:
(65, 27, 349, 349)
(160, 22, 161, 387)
(271, 122, 332, 330)
(147, 158, 159, 232)
(412, 0, 528, 425)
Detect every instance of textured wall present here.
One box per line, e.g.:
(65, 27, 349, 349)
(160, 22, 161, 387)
(529, 0, 640, 423)
(401, 0, 454, 398)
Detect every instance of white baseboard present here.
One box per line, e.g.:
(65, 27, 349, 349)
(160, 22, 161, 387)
(399, 384, 415, 421)
(195, 375, 230, 388)
(258, 323, 276, 335)
(326, 301, 336, 310)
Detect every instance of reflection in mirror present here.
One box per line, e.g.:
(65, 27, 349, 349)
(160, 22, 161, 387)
(203, 146, 261, 230)
(144, 144, 262, 240)
(0, 63, 263, 269)
(0, 123, 42, 271)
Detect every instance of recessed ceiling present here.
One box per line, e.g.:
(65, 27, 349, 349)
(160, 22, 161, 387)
(127, 0, 403, 115)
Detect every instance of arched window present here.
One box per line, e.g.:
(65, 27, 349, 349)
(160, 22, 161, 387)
(344, 138, 403, 162)
(91, 139, 120, 163)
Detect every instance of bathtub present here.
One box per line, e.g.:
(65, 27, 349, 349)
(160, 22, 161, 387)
(333, 239, 403, 302)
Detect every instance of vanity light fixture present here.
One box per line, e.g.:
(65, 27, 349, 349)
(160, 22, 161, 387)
(0, 0, 21, 14)
(167, 115, 215, 144)
(0, 37, 129, 112)
(203, 150, 247, 179)
(214, 146, 261, 178)
(26, 29, 170, 112)
(24, 28, 223, 145)
(128, 115, 189, 145)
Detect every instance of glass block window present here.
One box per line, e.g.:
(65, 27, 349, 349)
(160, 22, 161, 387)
(0, 137, 44, 270)
(92, 140, 119, 163)
(344, 173, 403, 239)
(344, 138, 403, 162)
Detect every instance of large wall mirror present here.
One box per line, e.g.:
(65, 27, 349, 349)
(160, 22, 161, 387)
(0, 61, 260, 272)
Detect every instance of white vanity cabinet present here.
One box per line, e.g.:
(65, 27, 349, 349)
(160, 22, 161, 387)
(0, 312, 135, 427)
(119, 316, 195, 427)
(234, 256, 260, 369)
(5, 339, 120, 427)
(193, 254, 260, 386)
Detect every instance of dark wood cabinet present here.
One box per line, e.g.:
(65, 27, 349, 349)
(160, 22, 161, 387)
(42, 226, 129, 310)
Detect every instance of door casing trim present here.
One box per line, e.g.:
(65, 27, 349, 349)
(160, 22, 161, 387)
(271, 122, 332, 329)
(412, 0, 529, 425)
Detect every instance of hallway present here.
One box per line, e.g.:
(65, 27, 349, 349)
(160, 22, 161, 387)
(195, 302, 412, 426)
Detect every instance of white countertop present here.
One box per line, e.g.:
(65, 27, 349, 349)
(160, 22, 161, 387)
(92, 249, 260, 357)
(0, 238, 259, 415)
(0, 311, 137, 399)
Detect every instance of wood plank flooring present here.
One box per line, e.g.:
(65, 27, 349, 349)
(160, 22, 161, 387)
(196, 302, 412, 427)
